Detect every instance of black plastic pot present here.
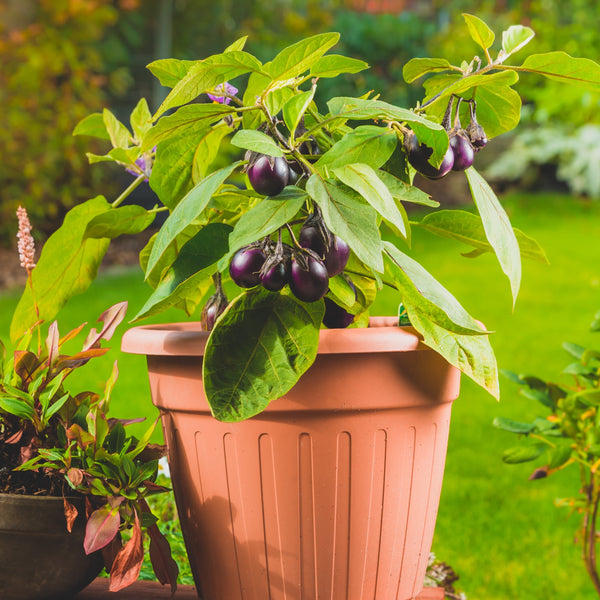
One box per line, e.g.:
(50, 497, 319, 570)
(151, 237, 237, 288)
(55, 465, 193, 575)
(0, 493, 103, 600)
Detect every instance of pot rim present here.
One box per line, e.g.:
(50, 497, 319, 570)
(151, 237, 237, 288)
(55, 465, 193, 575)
(121, 316, 428, 357)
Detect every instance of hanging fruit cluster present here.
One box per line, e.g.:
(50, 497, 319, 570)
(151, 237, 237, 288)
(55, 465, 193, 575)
(406, 95, 487, 180)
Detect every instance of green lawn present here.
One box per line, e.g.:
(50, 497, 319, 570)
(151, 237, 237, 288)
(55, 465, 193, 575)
(1, 192, 599, 598)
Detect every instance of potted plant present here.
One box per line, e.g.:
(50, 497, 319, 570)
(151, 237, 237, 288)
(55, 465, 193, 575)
(8, 13, 600, 600)
(496, 310, 600, 597)
(0, 209, 178, 599)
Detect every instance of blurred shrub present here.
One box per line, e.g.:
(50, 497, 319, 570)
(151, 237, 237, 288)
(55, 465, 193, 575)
(0, 0, 140, 244)
(485, 123, 600, 199)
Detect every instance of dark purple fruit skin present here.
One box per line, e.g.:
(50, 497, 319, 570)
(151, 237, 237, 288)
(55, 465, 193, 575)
(407, 135, 454, 179)
(260, 261, 288, 292)
(322, 298, 354, 329)
(229, 247, 265, 288)
(323, 237, 350, 277)
(299, 227, 349, 276)
(449, 134, 475, 171)
(248, 155, 289, 196)
(298, 225, 326, 256)
(289, 256, 329, 303)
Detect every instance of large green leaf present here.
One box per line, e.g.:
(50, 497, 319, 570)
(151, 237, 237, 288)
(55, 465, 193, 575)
(154, 51, 263, 120)
(134, 223, 232, 321)
(149, 133, 198, 210)
(84, 205, 156, 240)
(465, 168, 521, 305)
(263, 33, 340, 82)
(333, 163, 407, 238)
(309, 54, 369, 78)
(403, 58, 456, 83)
(502, 444, 546, 464)
(192, 124, 231, 183)
(143, 103, 237, 151)
(417, 210, 548, 263)
(146, 162, 241, 279)
(228, 187, 308, 255)
(315, 125, 397, 171)
(103, 109, 131, 149)
(516, 51, 600, 90)
(408, 306, 499, 399)
(383, 242, 485, 335)
(326, 97, 448, 166)
(10, 197, 111, 343)
(130, 98, 153, 143)
(203, 289, 323, 422)
(306, 175, 383, 273)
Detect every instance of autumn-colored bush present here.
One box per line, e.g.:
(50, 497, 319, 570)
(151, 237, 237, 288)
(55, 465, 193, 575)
(0, 0, 139, 244)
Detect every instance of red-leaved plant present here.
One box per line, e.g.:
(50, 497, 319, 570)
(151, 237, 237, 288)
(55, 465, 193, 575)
(0, 208, 178, 593)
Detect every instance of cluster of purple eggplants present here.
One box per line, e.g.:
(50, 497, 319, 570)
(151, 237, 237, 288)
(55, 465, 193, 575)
(406, 97, 488, 180)
(228, 223, 356, 328)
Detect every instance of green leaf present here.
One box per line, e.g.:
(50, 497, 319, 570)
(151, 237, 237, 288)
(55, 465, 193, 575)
(407, 304, 499, 398)
(463, 13, 495, 52)
(130, 98, 153, 143)
(228, 187, 308, 255)
(84, 205, 155, 239)
(309, 54, 369, 78)
(146, 162, 241, 279)
(517, 52, 600, 90)
(333, 163, 407, 238)
(377, 171, 439, 207)
(142, 103, 236, 151)
(383, 242, 486, 336)
(502, 444, 546, 464)
(192, 124, 231, 183)
(203, 289, 323, 422)
(263, 32, 340, 82)
(10, 197, 111, 343)
(501, 25, 535, 58)
(73, 113, 110, 140)
(283, 89, 316, 139)
(327, 96, 447, 156)
(103, 109, 131, 149)
(403, 58, 456, 83)
(306, 175, 383, 273)
(422, 71, 520, 137)
(230, 129, 285, 157)
(417, 210, 548, 264)
(146, 58, 195, 88)
(315, 125, 397, 171)
(154, 51, 263, 120)
(149, 127, 209, 210)
(493, 417, 535, 434)
(225, 36, 248, 52)
(0, 396, 36, 420)
(134, 224, 232, 321)
(465, 168, 521, 306)
(548, 444, 572, 470)
(563, 342, 586, 360)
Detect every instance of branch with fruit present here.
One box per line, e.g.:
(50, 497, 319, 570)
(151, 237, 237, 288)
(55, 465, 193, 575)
(10, 14, 600, 422)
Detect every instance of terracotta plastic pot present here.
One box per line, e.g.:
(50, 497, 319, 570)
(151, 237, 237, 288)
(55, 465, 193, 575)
(122, 317, 460, 600)
(0, 494, 104, 600)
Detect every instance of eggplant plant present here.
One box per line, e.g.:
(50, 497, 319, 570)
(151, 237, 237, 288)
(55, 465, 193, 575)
(9, 14, 600, 422)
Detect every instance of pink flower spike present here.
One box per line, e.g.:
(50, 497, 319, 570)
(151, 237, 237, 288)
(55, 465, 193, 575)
(16, 205, 36, 272)
(207, 82, 238, 105)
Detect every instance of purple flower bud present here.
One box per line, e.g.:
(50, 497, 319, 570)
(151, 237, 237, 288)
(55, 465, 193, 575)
(207, 82, 238, 105)
(125, 146, 156, 181)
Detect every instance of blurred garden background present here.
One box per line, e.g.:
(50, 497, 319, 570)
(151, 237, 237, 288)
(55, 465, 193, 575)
(1, 0, 600, 598)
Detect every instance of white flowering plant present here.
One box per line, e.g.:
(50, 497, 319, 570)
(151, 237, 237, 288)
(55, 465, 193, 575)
(9, 16, 600, 421)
